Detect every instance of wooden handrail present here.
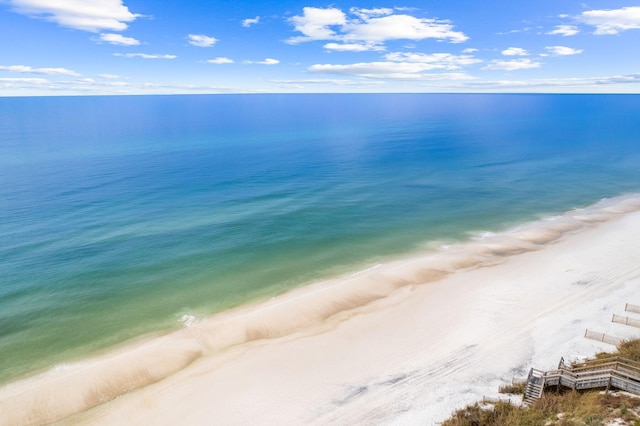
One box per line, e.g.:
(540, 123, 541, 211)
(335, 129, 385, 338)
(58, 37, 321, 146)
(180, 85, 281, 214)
(574, 356, 640, 370)
(524, 356, 640, 404)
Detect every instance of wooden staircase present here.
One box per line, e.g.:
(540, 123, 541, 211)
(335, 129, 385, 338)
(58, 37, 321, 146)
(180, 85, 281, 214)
(523, 368, 544, 404)
(522, 356, 640, 405)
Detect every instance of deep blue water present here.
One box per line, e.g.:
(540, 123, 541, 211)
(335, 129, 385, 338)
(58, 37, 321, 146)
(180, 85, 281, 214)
(1, 94, 639, 383)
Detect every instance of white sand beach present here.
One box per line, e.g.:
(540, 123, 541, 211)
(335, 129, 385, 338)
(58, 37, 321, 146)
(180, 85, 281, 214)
(2, 195, 640, 425)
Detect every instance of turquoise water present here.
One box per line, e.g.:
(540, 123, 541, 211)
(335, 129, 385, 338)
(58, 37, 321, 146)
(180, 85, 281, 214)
(1, 94, 640, 384)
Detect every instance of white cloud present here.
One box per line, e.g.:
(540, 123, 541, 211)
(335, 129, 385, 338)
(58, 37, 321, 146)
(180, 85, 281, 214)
(309, 61, 474, 80)
(242, 16, 260, 27)
(207, 57, 234, 64)
(98, 33, 140, 45)
(271, 78, 386, 86)
(0, 65, 80, 76)
(460, 73, 640, 90)
(343, 14, 468, 44)
(462, 48, 478, 53)
(482, 58, 542, 71)
(547, 25, 579, 36)
(407, 72, 475, 81)
(501, 47, 529, 56)
(188, 34, 218, 47)
(0, 77, 49, 84)
(258, 58, 279, 65)
(384, 52, 482, 69)
(0, 77, 259, 95)
(323, 42, 384, 52)
(288, 7, 347, 43)
(309, 62, 426, 78)
(287, 7, 468, 47)
(579, 6, 640, 35)
(114, 53, 176, 59)
(104, 81, 129, 87)
(545, 46, 583, 56)
(99, 73, 122, 79)
(8, 0, 140, 32)
(497, 27, 532, 36)
(349, 7, 394, 20)
(307, 49, 480, 80)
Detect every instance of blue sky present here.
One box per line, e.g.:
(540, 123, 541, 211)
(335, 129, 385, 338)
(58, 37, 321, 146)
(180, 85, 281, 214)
(1, 0, 640, 95)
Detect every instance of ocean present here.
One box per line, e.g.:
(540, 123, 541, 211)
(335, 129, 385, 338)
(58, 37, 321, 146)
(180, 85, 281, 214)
(1, 93, 639, 385)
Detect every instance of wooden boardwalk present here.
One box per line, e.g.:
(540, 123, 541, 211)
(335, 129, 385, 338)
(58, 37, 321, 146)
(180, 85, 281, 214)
(523, 357, 640, 404)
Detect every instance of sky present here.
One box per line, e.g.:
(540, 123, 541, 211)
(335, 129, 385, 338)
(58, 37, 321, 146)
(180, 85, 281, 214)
(1, 0, 640, 95)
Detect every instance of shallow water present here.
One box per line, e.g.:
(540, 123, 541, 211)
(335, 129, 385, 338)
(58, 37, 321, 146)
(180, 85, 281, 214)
(1, 94, 640, 383)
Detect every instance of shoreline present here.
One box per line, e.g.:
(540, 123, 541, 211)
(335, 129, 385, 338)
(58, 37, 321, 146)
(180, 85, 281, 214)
(2, 194, 640, 425)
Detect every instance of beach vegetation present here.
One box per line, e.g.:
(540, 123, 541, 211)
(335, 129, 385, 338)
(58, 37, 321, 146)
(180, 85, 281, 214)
(443, 391, 640, 425)
(595, 339, 640, 363)
(442, 339, 640, 426)
(498, 381, 526, 395)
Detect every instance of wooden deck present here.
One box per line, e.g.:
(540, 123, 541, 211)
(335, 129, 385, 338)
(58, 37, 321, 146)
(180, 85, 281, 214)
(523, 356, 640, 405)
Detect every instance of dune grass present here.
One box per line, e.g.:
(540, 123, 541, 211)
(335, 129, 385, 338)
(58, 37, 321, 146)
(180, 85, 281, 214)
(442, 339, 640, 426)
